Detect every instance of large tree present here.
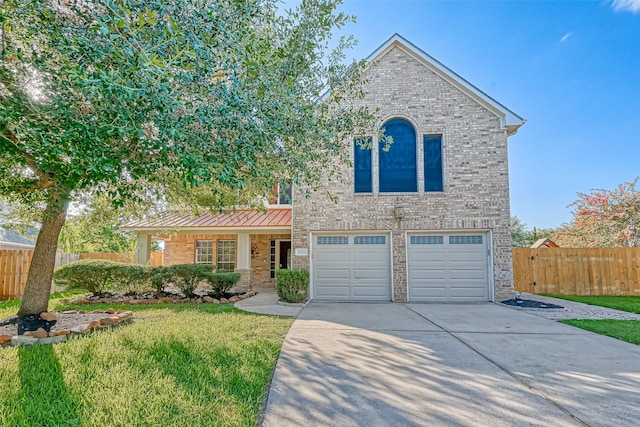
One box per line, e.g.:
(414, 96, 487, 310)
(0, 0, 374, 317)
(552, 178, 640, 247)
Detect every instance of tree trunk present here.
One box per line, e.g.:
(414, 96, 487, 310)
(17, 190, 70, 317)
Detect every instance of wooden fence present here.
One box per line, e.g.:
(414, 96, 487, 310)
(0, 251, 80, 300)
(513, 247, 640, 296)
(79, 253, 132, 263)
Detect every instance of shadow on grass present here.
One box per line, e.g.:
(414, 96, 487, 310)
(11, 345, 81, 426)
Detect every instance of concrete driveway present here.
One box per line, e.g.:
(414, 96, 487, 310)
(262, 303, 640, 427)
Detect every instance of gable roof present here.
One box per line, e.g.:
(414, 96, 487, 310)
(531, 238, 559, 248)
(365, 34, 526, 136)
(0, 227, 36, 248)
(123, 208, 291, 232)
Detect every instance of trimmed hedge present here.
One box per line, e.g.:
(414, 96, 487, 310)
(165, 263, 217, 298)
(275, 269, 309, 303)
(53, 259, 124, 295)
(207, 272, 241, 297)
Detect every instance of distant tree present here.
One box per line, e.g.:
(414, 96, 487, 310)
(1, 0, 375, 317)
(511, 216, 534, 248)
(552, 178, 640, 247)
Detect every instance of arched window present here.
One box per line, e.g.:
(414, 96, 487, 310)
(379, 118, 417, 192)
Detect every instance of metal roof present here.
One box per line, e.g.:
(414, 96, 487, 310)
(0, 227, 36, 248)
(123, 208, 292, 231)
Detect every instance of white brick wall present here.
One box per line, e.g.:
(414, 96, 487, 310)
(292, 45, 515, 302)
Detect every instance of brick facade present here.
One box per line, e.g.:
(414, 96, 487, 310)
(291, 43, 517, 302)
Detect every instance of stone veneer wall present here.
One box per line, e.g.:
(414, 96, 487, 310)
(291, 45, 515, 302)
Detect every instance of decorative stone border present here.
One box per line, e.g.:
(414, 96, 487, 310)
(68, 290, 258, 306)
(0, 309, 134, 347)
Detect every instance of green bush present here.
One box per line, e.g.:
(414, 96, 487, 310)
(53, 259, 122, 295)
(166, 263, 216, 298)
(150, 266, 171, 295)
(276, 269, 309, 303)
(206, 272, 241, 297)
(117, 264, 154, 294)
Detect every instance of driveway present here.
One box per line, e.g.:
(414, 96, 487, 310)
(262, 303, 640, 427)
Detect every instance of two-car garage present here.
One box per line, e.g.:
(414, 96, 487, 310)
(311, 232, 490, 302)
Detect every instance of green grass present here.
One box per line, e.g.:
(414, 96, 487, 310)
(0, 304, 294, 426)
(542, 294, 640, 314)
(560, 319, 640, 345)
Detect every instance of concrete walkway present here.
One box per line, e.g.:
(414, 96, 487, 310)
(262, 302, 640, 427)
(516, 293, 640, 321)
(234, 287, 304, 317)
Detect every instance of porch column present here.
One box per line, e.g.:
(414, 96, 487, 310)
(134, 234, 152, 265)
(235, 233, 251, 291)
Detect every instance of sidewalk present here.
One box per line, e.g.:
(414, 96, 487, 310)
(234, 287, 304, 317)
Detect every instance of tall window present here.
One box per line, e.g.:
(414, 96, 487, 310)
(354, 137, 372, 193)
(217, 240, 236, 272)
(424, 135, 443, 191)
(379, 118, 417, 192)
(269, 184, 293, 205)
(195, 240, 213, 264)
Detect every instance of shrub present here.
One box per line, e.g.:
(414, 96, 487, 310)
(206, 272, 241, 297)
(276, 269, 309, 303)
(117, 264, 154, 294)
(150, 266, 171, 295)
(53, 259, 122, 295)
(166, 263, 216, 298)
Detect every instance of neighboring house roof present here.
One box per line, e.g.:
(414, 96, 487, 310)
(123, 208, 292, 232)
(0, 227, 36, 249)
(344, 33, 526, 136)
(531, 238, 559, 248)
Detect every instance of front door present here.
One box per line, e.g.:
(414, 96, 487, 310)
(279, 241, 291, 269)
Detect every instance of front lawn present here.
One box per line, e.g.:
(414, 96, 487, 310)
(560, 319, 640, 346)
(0, 303, 293, 426)
(543, 295, 640, 314)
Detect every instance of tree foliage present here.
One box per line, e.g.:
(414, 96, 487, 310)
(0, 0, 375, 316)
(552, 178, 640, 247)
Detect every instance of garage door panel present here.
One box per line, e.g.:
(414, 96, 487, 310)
(408, 232, 489, 302)
(313, 234, 391, 301)
(316, 268, 351, 279)
(316, 286, 350, 298)
(409, 269, 446, 280)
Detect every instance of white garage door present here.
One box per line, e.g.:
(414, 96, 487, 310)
(407, 233, 489, 302)
(312, 234, 391, 301)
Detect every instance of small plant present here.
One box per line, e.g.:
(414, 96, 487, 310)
(166, 263, 216, 298)
(275, 269, 309, 303)
(53, 259, 121, 295)
(206, 272, 241, 297)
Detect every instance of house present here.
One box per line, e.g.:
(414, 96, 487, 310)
(0, 227, 36, 250)
(125, 34, 525, 303)
(531, 238, 559, 249)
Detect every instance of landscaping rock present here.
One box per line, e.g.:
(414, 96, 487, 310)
(39, 335, 67, 345)
(91, 310, 104, 314)
(99, 317, 116, 326)
(105, 308, 116, 314)
(79, 310, 89, 314)
(161, 297, 174, 303)
(11, 335, 38, 346)
(117, 309, 125, 314)
(70, 324, 91, 334)
(40, 312, 57, 322)
(25, 328, 49, 339)
(219, 298, 229, 304)
(61, 310, 78, 315)
(247, 291, 257, 297)
(88, 320, 101, 330)
(229, 296, 240, 303)
(203, 296, 215, 303)
(0, 334, 12, 345)
(51, 329, 71, 336)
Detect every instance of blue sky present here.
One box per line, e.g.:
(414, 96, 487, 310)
(307, 0, 640, 229)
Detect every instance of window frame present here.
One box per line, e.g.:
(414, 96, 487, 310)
(354, 137, 373, 193)
(216, 239, 236, 272)
(194, 240, 214, 264)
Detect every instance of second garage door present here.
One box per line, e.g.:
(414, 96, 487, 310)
(313, 234, 391, 301)
(407, 233, 490, 302)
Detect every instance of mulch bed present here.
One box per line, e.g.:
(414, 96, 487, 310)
(0, 312, 111, 337)
(501, 298, 564, 309)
